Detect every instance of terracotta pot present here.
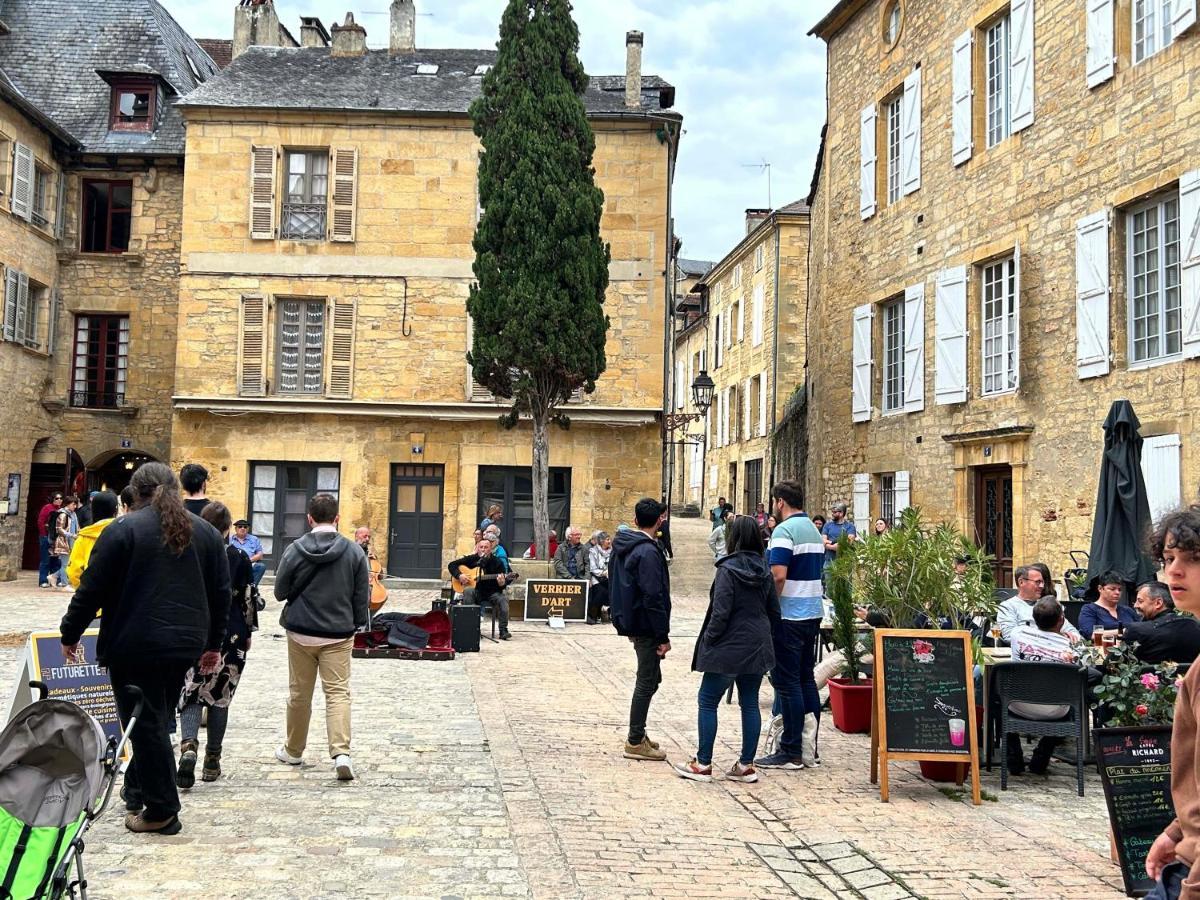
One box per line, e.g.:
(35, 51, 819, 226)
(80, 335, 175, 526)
(919, 760, 966, 782)
(828, 676, 873, 734)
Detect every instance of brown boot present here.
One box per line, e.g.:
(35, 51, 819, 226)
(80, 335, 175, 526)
(175, 739, 199, 789)
(124, 812, 182, 835)
(201, 750, 222, 782)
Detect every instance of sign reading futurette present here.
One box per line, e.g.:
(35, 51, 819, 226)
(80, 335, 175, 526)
(524, 579, 588, 622)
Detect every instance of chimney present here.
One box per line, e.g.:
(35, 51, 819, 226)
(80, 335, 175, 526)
(330, 12, 367, 58)
(390, 0, 416, 54)
(300, 16, 330, 48)
(745, 208, 771, 233)
(625, 30, 643, 109)
(232, 0, 282, 59)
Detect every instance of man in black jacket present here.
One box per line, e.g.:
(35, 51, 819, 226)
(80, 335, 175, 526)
(449, 539, 511, 640)
(1124, 580, 1200, 664)
(274, 493, 369, 782)
(610, 498, 671, 762)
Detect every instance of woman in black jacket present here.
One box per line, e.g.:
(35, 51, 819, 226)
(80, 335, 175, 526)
(59, 462, 230, 835)
(674, 516, 780, 784)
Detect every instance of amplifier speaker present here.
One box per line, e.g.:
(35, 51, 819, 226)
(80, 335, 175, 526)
(451, 604, 480, 653)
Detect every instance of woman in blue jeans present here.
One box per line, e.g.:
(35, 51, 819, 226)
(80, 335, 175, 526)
(675, 516, 780, 783)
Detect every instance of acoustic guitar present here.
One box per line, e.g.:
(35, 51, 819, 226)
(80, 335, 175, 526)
(367, 550, 388, 613)
(455, 567, 521, 591)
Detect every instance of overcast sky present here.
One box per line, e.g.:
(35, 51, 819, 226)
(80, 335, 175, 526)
(161, 1, 828, 263)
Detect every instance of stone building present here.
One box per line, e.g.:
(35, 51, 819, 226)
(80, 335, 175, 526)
(170, 3, 680, 575)
(0, 0, 216, 578)
(666, 256, 712, 510)
(806, 0, 1199, 586)
(671, 202, 810, 516)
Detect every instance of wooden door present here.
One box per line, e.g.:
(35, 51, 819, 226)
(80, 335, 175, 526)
(974, 465, 1013, 588)
(388, 464, 444, 578)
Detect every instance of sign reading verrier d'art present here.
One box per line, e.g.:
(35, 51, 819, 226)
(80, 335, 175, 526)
(524, 579, 588, 622)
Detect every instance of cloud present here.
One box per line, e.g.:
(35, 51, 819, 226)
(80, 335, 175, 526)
(161, 0, 827, 261)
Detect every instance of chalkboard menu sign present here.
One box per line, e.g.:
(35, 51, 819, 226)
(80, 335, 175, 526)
(1094, 726, 1175, 897)
(873, 629, 981, 805)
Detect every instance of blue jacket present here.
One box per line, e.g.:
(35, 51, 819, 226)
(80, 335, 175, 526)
(609, 529, 671, 643)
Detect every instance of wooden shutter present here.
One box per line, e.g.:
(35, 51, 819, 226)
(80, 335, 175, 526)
(47, 289, 60, 355)
(1011, 243, 1022, 391)
(10, 142, 32, 221)
(852, 473, 871, 526)
(860, 104, 877, 219)
(952, 31, 974, 166)
(895, 470, 911, 516)
(1075, 211, 1111, 377)
(758, 373, 768, 437)
(1182, 170, 1200, 359)
(903, 282, 925, 413)
(1142, 435, 1182, 524)
(52, 170, 66, 239)
(2, 268, 16, 341)
(1010, 0, 1035, 133)
(1086, 0, 1115, 88)
(330, 148, 358, 243)
(752, 284, 764, 346)
(238, 293, 268, 396)
(852, 304, 873, 423)
(249, 145, 277, 240)
(743, 378, 752, 441)
(325, 298, 356, 399)
(736, 298, 744, 341)
(1173, 0, 1198, 40)
(14, 272, 28, 344)
(725, 308, 733, 347)
(935, 266, 968, 404)
(901, 67, 922, 196)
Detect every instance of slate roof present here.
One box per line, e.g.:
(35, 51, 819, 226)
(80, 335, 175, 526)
(678, 258, 715, 277)
(0, 65, 77, 147)
(177, 46, 678, 118)
(0, 0, 219, 155)
(196, 39, 234, 70)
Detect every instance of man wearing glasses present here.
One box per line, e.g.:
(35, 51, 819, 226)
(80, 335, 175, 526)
(997, 565, 1082, 645)
(37, 491, 64, 588)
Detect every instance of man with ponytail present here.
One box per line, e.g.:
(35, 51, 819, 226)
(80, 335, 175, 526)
(59, 462, 230, 836)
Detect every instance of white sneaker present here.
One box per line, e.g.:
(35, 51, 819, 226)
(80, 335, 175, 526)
(763, 714, 784, 756)
(801, 713, 821, 767)
(334, 754, 354, 781)
(274, 746, 302, 765)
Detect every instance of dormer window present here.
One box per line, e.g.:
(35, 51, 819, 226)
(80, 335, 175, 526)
(415, 63, 439, 75)
(109, 79, 155, 132)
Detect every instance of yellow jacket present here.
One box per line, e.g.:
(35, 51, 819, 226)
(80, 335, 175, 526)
(66, 518, 114, 588)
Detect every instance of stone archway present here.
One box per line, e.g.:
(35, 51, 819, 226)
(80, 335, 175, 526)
(84, 448, 158, 494)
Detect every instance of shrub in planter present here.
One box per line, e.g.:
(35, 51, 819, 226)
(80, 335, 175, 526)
(827, 537, 874, 733)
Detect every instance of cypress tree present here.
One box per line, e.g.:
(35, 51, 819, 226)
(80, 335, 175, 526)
(469, 0, 610, 559)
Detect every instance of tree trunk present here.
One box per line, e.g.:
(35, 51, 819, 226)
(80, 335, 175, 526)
(532, 409, 550, 560)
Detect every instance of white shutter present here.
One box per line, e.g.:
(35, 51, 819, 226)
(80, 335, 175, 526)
(736, 298, 744, 342)
(2, 268, 16, 341)
(1142, 434, 1182, 525)
(852, 473, 871, 526)
(675, 360, 684, 409)
(952, 30, 974, 166)
(10, 142, 32, 221)
(1182, 170, 1200, 358)
(752, 284, 764, 346)
(901, 67, 922, 196)
(1011, 242, 1022, 391)
(934, 266, 969, 404)
(860, 104, 877, 219)
(46, 289, 60, 356)
(14, 272, 28, 344)
(52, 170, 66, 239)
(895, 470, 912, 516)
(719, 389, 727, 447)
(1075, 210, 1111, 377)
(903, 283, 925, 413)
(852, 304, 874, 423)
(1086, 0, 1115, 88)
(743, 378, 752, 441)
(1010, 0, 1035, 133)
(759, 373, 768, 437)
(249, 145, 277, 240)
(724, 308, 732, 348)
(1173, 0, 1198, 40)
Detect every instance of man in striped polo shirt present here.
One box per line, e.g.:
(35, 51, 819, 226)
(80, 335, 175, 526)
(756, 480, 825, 770)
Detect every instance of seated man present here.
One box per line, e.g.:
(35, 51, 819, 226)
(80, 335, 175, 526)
(448, 539, 511, 641)
(1123, 580, 1200, 664)
(553, 525, 589, 579)
(998, 565, 1081, 644)
(1007, 596, 1080, 775)
(230, 519, 267, 586)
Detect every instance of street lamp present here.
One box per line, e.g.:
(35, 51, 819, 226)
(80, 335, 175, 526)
(666, 369, 715, 431)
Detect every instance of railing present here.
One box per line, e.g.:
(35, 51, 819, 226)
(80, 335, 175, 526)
(30, 209, 48, 229)
(280, 202, 327, 240)
(70, 390, 124, 409)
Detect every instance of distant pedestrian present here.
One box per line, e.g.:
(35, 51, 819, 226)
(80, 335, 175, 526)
(872, 517, 890, 537)
(118, 485, 135, 517)
(707, 508, 730, 560)
(754, 503, 768, 528)
(66, 491, 119, 588)
(811, 514, 826, 532)
(179, 463, 210, 515)
(37, 492, 64, 588)
(59, 462, 230, 835)
(52, 496, 81, 590)
(480, 504, 503, 532)
(657, 502, 673, 560)
(229, 518, 267, 586)
(274, 493, 370, 781)
(587, 531, 612, 624)
(821, 502, 858, 567)
(675, 516, 779, 784)
(710, 496, 727, 525)
(610, 497, 671, 762)
(553, 525, 589, 579)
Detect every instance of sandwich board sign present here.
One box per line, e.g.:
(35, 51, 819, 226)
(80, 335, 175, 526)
(524, 579, 588, 622)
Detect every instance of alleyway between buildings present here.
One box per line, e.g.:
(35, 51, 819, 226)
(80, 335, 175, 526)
(0, 517, 1126, 899)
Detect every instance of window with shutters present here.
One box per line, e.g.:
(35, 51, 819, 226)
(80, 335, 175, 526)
(275, 299, 325, 394)
(881, 297, 905, 413)
(713, 312, 722, 368)
(281, 150, 328, 240)
(0, 136, 9, 204)
(754, 244, 764, 272)
(885, 92, 902, 205)
(879, 473, 897, 525)
(2, 269, 47, 349)
(108, 80, 155, 133)
(749, 374, 763, 435)
(731, 298, 742, 343)
(71, 314, 128, 408)
(985, 14, 1012, 148)
(30, 165, 50, 229)
(1133, 0, 1174, 62)
(81, 180, 131, 253)
(732, 264, 742, 288)
(981, 256, 1019, 394)
(1127, 192, 1181, 365)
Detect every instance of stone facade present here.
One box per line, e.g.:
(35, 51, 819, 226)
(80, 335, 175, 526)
(807, 0, 1200, 585)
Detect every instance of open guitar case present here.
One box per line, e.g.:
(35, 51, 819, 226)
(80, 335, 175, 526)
(352, 609, 455, 661)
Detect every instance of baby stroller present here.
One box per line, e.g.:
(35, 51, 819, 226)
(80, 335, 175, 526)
(0, 681, 141, 899)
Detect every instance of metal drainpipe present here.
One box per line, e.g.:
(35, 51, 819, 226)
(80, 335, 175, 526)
(661, 124, 677, 508)
(768, 217, 782, 490)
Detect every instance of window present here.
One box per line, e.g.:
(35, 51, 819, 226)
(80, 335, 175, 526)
(477, 465, 571, 559)
(1128, 193, 1181, 365)
(743, 458, 763, 514)
(881, 298, 905, 413)
(109, 81, 155, 132)
(880, 473, 897, 525)
(731, 299, 742, 342)
(276, 299, 325, 394)
(247, 462, 341, 566)
(31, 166, 50, 229)
(885, 93, 902, 204)
(0, 136, 9, 201)
(71, 314, 128, 408)
(81, 180, 132, 253)
(732, 264, 742, 288)
(1133, 0, 1174, 63)
(985, 14, 1012, 148)
(2, 269, 46, 349)
(884, 0, 902, 44)
(981, 256, 1019, 394)
(754, 244, 764, 272)
(281, 150, 328, 240)
(713, 312, 722, 368)
(749, 374, 763, 434)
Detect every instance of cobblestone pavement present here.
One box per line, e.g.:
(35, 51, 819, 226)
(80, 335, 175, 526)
(0, 518, 1128, 899)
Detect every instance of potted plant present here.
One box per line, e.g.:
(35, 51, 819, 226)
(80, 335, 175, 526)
(1089, 643, 1180, 727)
(827, 536, 873, 733)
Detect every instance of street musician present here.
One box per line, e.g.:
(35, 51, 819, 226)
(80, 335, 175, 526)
(448, 539, 512, 640)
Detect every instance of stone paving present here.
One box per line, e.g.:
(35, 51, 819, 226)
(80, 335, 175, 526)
(0, 517, 1130, 898)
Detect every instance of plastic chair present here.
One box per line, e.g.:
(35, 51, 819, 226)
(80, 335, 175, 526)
(993, 661, 1090, 796)
(993, 587, 1017, 602)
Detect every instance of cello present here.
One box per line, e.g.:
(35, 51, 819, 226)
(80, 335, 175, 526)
(365, 543, 387, 613)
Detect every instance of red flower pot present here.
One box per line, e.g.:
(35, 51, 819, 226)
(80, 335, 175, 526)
(919, 760, 966, 782)
(828, 676, 873, 734)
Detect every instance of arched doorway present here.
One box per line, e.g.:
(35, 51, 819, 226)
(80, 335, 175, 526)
(84, 448, 157, 494)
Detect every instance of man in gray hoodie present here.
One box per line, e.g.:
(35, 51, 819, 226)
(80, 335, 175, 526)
(273, 493, 370, 781)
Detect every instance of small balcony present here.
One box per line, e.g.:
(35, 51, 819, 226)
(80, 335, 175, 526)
(280, 202, 327, 240)
(70, 390, 124, 410)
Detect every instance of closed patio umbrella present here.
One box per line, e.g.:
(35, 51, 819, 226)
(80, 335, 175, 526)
(1086, 399, 1156, 599)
